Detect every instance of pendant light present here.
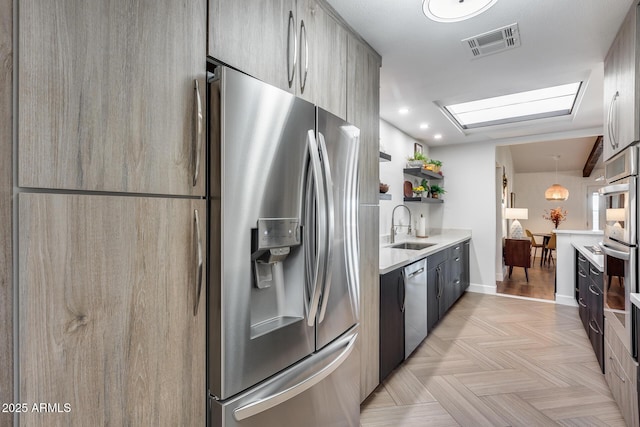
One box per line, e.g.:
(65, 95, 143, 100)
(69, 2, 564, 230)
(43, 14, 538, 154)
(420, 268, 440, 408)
(545, 155, 569, 201)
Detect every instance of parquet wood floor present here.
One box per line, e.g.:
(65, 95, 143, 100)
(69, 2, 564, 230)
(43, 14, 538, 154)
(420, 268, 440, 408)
(360, 293, 626, 426)
(496, 256, 556, 301)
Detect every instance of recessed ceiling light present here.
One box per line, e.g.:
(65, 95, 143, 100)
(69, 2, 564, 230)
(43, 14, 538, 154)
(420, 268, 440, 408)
(423, 0, 498, 23)
(443, 82, 582, 129)
(420, 123, 429, 129)
(434, 134, 443, 140)
(399, 108, 409, 115)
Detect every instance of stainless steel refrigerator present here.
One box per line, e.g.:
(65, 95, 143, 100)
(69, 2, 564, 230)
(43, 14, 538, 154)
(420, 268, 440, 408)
(207, 66, 360, 427)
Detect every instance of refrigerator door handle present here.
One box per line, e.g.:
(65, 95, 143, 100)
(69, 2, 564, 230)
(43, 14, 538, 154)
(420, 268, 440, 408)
(193, 209, 203, 316)
(192, 79, 203, 187)
(306, 130, 328, 326)
(317, 132, 335, 323)
(233, 328, 358, 421)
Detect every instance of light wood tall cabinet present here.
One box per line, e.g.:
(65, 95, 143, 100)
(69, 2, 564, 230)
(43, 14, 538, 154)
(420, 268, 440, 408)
(208, 0, 348, 119)
(296, 0, 347, 118)
(18, 0, 206, 196)
(18, 194, 206, 426)
(0, 0, 13, 424)
(347, 35, 381, 206)
(208, 0, 295, 93)
(11, 0, 208, 424)
(603, 1, 639, 160)
(346, 33, 382, 401)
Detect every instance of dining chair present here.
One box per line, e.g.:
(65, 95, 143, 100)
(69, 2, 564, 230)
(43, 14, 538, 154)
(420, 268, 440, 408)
(525, 229, 544, 262)
(504, 238, 532, 281)
(545, 233, 557, 266)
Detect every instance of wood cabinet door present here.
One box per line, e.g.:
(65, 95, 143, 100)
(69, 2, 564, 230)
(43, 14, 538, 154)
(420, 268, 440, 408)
(18, 0, 206, 196)
(18, 193, 206, 426)
(603, 3, 638, 160)
(347, 35, 380, 205)
(208, 0, 295, 93)
(297, 0, 347, 118)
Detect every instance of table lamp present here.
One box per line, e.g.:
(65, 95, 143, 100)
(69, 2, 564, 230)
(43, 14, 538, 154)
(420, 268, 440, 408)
(505, 208, 528, 238)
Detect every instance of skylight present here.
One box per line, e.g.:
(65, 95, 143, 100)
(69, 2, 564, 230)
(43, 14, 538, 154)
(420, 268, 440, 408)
(443, 82, 582, 129)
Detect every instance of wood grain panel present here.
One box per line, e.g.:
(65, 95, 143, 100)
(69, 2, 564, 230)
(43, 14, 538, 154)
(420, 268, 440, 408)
(0, 0, 12, 424)
(18, 0, 206, 195)
(18, 194, 206, 426)
(358, 205, 379, 401)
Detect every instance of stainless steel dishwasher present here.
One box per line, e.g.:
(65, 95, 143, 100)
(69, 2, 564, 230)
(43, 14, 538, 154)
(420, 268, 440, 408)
(404, 259, 428, 359)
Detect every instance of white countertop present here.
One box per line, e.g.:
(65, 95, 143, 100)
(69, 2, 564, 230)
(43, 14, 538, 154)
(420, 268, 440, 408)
(379, 229, 472, 274)
(572, 242, 604, 272)
(554, 229, 604, 236)
(572, 243, 604, 272)
(631, 293, 640, 309)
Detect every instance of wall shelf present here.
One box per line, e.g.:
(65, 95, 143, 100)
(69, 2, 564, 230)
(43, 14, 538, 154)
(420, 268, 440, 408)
(403, 197, 444, 204)
(379, 151, 392, 162)
(379, 193, 392, 201)
(403, 168, 442, 180)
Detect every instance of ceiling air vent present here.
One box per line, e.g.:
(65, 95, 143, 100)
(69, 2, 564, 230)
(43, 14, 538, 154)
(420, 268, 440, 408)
(462, 23, 521, 59)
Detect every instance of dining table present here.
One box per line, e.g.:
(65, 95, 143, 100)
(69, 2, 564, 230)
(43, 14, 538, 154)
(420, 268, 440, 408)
(532, 232, 552, 266)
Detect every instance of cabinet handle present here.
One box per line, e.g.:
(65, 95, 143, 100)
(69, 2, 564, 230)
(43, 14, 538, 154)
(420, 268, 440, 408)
(192, 79, 203, 187)
(578, 255, 586, 262)
(589, 267, 600, 276)
(193, 209, 204, 316)
(578, 270, 587, 278)
(397, 275, 406, 313)
(588, 320, 601, 335)
(578, 298, 587, 308)
(299, 19, 308, 94)
(607, 91, 619, 149)
(588, 284, 600, 296)
(436, 265, 443, 299)
(608, 356, 626, 383)
(287, 11, 297, 88)
(406, 267, 424, 279)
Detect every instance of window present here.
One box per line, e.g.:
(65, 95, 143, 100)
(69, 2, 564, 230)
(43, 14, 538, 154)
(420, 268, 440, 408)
(586, 186, 605, 231)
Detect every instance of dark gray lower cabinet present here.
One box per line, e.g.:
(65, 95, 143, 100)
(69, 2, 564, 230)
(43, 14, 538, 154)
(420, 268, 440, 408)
(380, 239, 470, 382)
(575, 249, 604, 373)
(379, 268, 404, 382)
(429, 240, 470, 331)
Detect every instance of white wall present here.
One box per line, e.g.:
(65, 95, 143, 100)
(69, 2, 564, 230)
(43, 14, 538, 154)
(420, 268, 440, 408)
(429, 141, 497, 293)
(513, 169, 604, 233)
(379, 120, 431, 240)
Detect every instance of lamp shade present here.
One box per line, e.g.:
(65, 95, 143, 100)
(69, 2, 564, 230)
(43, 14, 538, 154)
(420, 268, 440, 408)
(545, 184, 569, 201)
(504, 208, 528, 220)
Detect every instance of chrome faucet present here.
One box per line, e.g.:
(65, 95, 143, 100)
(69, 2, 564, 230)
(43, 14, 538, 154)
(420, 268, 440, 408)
(390, 205, 412, 244)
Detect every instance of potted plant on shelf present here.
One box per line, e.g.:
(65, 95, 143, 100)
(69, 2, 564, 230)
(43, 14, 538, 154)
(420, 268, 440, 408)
(412, 184, 427, 197)
(424, 159, 442, 173)
(429, 183, 446, 199)
(407, 151, 427, 168)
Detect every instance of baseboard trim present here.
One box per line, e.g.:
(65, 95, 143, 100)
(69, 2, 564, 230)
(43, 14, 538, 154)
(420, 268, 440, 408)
(467, 283, 496, 295)
(555, 294, 578, 307)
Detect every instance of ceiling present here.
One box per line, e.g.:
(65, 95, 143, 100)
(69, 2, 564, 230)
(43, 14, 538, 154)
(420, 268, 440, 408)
(508, 137, 600, 174)
(326, 0, 634, 164)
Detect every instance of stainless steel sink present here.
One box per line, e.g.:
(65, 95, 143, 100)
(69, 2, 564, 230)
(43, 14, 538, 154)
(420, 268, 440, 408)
(389, 242, 436, 250)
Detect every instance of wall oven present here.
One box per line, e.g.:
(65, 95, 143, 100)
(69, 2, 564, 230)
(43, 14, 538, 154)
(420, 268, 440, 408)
(599, 146, 638, 357)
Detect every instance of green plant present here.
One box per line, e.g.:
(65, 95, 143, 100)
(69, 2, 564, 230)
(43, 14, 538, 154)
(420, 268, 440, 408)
(408, 151, 427, 162)
(429, 184, 446, 194)
(428, 159, 442, 167)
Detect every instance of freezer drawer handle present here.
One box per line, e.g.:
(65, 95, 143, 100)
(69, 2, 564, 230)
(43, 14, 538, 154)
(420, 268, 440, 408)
(233, 330, 358, 421)
(193, 209, 203, 316)
(192, 79, 203, 187)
